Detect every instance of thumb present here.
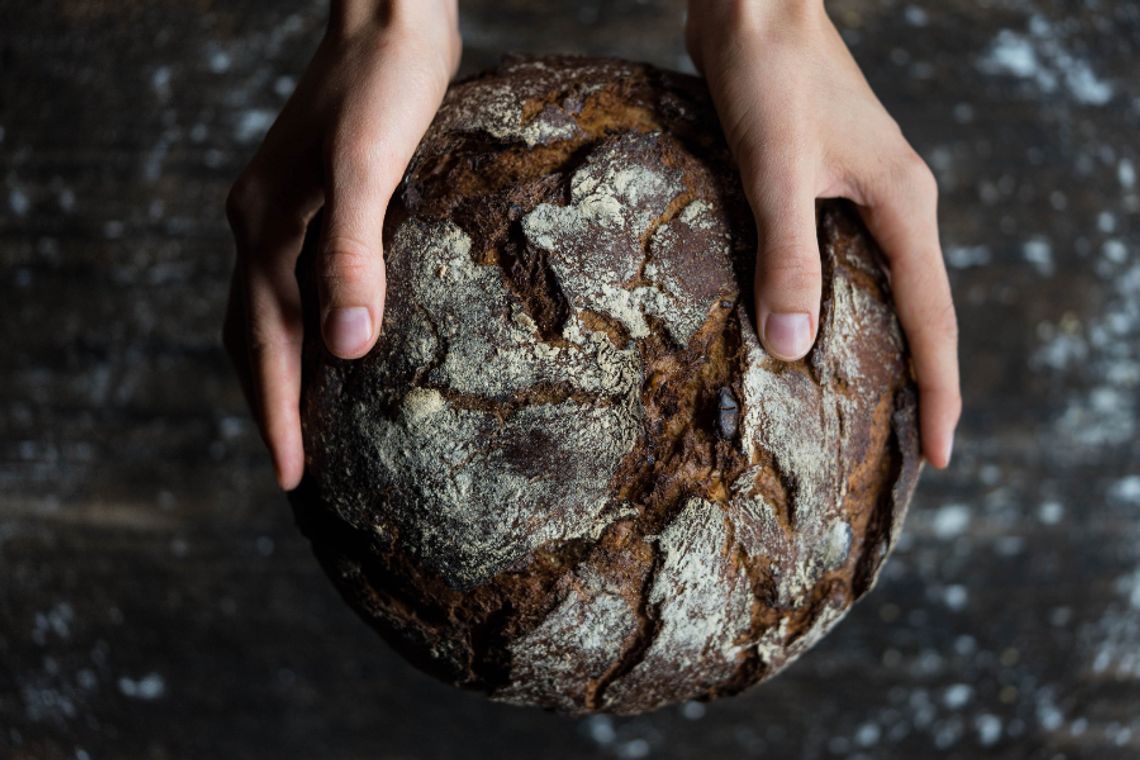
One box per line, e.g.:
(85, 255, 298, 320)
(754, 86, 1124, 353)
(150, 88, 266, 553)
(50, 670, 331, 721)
(749, 176, 822, 361)
(317, 65, 448, 359)
(317, 144, 395, 359)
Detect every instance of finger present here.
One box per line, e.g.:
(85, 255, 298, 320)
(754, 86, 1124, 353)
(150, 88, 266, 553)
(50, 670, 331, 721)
(856, 153, 961, 468)
(699, 40, 824, 361)
(747, 166, 823, 361)
(222, 268, 257, 416)
(243, 229, 307, 490)
(227, 166, 319, 491)
(317, 51, 450, 360)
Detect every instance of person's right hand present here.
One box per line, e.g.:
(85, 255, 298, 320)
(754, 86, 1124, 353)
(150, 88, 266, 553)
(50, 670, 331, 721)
(223, 0, 461, 491)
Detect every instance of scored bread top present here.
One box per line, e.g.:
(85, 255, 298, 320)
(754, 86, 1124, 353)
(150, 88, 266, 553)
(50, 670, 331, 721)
(293, 54, 922, 715)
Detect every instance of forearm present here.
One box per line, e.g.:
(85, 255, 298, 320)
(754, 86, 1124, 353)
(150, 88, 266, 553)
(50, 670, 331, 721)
(685, 0, 828, 75)
(324, 0, 462, 88)
(686, 0, 825, 34)
(328, 0, 460, 46)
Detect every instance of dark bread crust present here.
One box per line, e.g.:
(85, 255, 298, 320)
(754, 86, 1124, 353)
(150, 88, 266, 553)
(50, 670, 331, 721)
(290, 54, 922, 715)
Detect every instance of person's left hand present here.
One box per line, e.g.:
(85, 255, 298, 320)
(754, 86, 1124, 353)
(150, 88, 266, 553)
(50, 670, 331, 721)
(686, 0, 961, 468)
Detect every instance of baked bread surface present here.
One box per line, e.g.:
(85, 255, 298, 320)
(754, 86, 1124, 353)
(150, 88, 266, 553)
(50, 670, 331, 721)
(291, 54, 922, 715)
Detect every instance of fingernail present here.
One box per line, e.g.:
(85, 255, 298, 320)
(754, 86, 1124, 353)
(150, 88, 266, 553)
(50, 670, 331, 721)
(325, 307, 372, 357)
(763, 312, 812, 360)
(944, 436, 954, 467)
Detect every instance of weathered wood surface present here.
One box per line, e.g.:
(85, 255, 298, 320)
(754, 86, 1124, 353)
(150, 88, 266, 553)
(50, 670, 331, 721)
(2, 1, 1138, 758)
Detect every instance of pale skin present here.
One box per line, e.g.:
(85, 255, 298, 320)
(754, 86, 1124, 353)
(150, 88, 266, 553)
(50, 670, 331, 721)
(224, 0, 961, 491)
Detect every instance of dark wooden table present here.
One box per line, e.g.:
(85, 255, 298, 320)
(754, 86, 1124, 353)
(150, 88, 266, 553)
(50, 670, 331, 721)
(2, 1, 1138, 758)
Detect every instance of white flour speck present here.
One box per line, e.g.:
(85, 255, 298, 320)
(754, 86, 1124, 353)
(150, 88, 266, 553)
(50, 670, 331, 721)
(586, 714, 616, 745)
(274, 75, 295, 98)
(1023, 238, 1054, 275)
(1037, 691, 1064, 731)
(1102, 239, 1128, 264)
(980, 30, 1040, 79)
(1115, 567, 1140, 609)
(943, 585, 968, 611)
(1038, 501, 1064, 525)
(1111, 476, 1140, 504)
(31, 602, 74, 645)
(235, 109, 275, 144)
(1120, 159, 1137, 189)
(943, 683, 973, 709)
(855, 721, 881, 747)
(117, 673, 166, 700)
(931, 504, 971, 538)
(151, 66, 171, 99)
(904, 6, 928, 27)
(1097, 211, 1117, 233)
(975, 714, 1003, 746)
(9, 188, 29, 216)
(208, 49, 232, 73)
(616, 738, 650, 759)
(945, 244, 991, 269)
(681, 700, 707, 720)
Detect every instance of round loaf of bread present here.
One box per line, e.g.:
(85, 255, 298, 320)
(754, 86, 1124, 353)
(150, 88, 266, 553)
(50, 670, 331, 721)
(290, 55, 922, 715)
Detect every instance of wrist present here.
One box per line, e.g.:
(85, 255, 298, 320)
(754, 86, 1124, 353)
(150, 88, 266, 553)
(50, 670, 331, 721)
(687, 0, 826, 40)
(329, 0, 460, 43)
(327, 0, 461, 73)
(685, 0, 828, 74)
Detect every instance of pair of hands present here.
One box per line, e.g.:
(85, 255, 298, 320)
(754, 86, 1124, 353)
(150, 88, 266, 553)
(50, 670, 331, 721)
(223, 0, 961, 491)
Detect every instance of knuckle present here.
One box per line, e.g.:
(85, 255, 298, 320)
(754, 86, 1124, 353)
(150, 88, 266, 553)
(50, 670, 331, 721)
(919, 378, 962, 412)
(326, 133, 402, 204)
(750, 146, 812, 191)
(899, 148, 939, 203)
(225, 173, 259, 229)
(319, 236, 376, 288)
(909, 300, 959, 356)
(332, 136, 378, 170)
(226, 171, 288, 242)
(876, 147, 938, 213)
(948, 389, 964, 418)
(913, 307, 961, 417)
(757, 245, 822, 294)
(927, 385, 963, 428)
(933, 301, 959, 343)
(246, 319, 301, 358)
(327, 131, 392, 179)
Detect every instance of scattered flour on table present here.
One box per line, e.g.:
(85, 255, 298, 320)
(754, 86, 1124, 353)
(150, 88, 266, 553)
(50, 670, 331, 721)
(977, 16, 1114, 105)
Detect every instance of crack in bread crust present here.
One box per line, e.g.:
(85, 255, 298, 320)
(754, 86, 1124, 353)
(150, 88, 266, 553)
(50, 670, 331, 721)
(291, 54, 922, 716)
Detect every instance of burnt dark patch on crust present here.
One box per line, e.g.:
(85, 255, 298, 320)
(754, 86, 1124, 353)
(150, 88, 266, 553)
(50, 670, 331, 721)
(497, 219, 573, 343)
